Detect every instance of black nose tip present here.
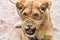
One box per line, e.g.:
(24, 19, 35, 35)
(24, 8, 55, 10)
(27, 25, 32, 28)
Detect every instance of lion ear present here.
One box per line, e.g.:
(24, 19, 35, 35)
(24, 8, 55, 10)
(16, 2, 24, 10)
(40, 1, 51, 12)
(16, 0, 25, 10)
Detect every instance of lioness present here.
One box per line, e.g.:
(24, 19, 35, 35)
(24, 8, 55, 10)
(15, 0, 54, 40)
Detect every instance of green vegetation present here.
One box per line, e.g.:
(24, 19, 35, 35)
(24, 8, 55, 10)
(42, 33, 47, 40)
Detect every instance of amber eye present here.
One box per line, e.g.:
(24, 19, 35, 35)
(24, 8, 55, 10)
(33, 13, 40, 20)
(23, 12, 27, 17)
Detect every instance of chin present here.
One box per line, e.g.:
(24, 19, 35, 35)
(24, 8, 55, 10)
(25, 33, 35, 38)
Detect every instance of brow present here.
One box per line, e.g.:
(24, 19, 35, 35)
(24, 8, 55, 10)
(21, 7, 42, 14)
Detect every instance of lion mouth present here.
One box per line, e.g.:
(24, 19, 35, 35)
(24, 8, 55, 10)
(25, 28, 36, 35)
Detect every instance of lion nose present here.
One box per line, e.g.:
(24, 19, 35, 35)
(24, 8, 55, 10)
(27, 25, 32, 29)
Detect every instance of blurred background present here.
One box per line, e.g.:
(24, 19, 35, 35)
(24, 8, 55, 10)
(0, 0, 60, 40)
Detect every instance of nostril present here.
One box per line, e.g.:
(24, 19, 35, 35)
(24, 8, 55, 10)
(27, 25, 32, 28)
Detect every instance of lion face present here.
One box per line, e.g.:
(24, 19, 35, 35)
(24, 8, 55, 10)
(16, 0, 51, 37)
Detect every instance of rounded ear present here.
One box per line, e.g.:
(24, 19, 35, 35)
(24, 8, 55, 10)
(16, 2, 24, 10)
(48, 1, 51, 10)
(16, 0, 25, 10)
(40, 1, 51, 12)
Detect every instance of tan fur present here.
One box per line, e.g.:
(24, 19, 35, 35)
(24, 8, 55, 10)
(15, 0, 54, 40)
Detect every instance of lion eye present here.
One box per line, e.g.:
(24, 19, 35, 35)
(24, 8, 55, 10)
(33, 13, 40, 20)
(23, 12, 27, 17)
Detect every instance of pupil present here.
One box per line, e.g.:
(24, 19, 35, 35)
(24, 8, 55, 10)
(23, 12, 27, 16)
(34, 13, 38, 16)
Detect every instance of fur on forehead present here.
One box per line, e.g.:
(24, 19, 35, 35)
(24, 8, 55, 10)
(16, 0, 51, 10)
(17, 0, 49, 7)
